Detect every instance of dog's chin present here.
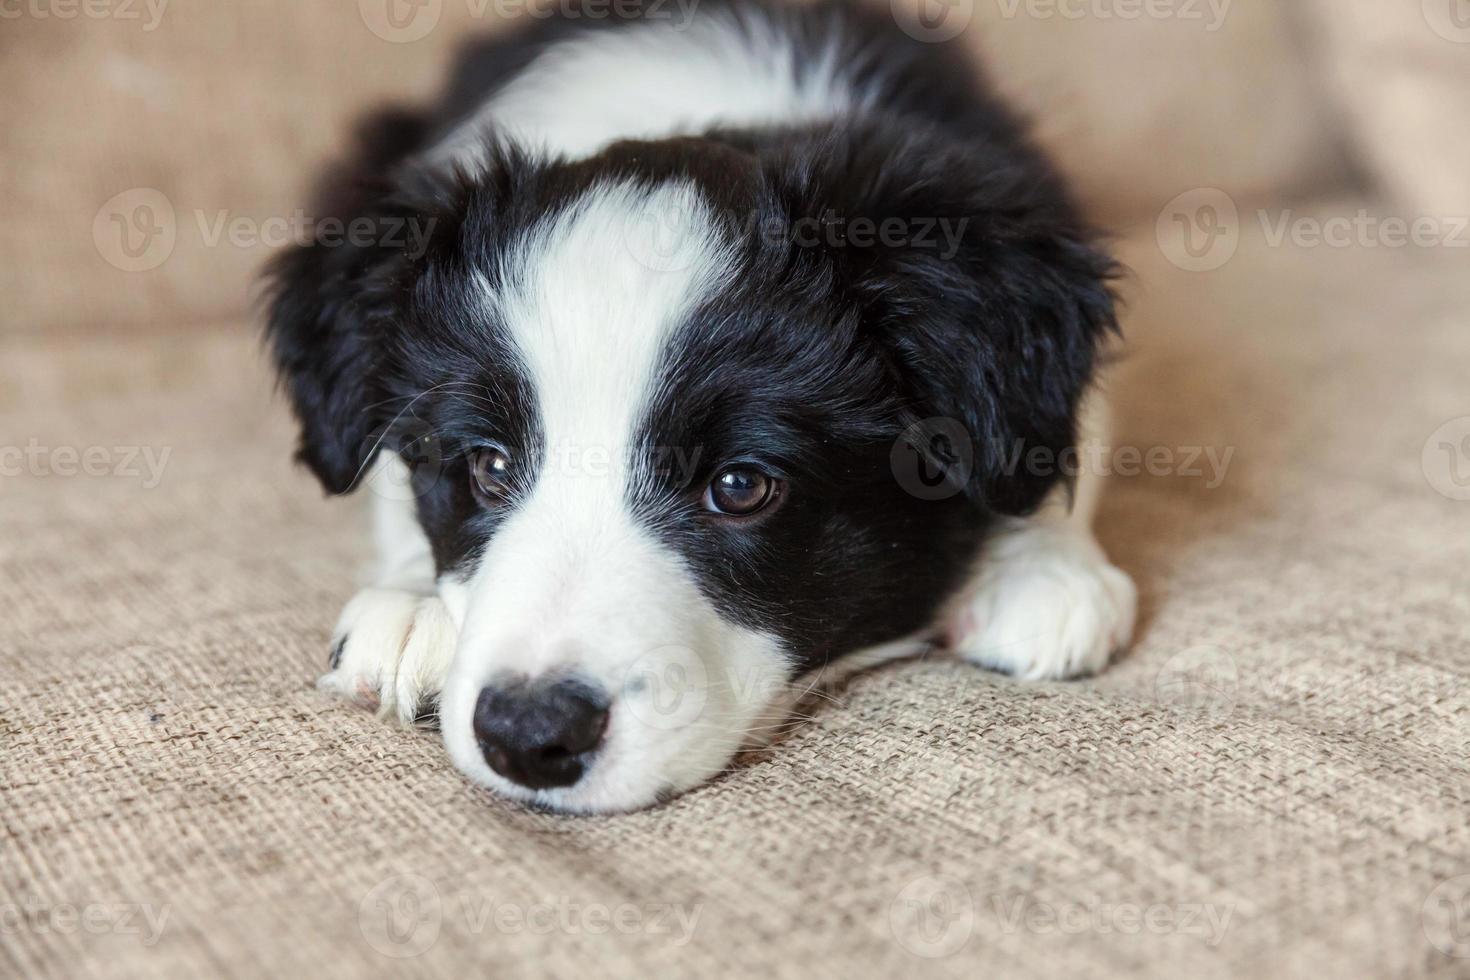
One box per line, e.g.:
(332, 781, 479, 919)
(438, 671, 761, 815)
(440, 745, 725, 815)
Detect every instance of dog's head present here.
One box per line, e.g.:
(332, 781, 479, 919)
(267, 120, 1115, 812)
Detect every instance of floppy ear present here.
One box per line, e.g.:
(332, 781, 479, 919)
(263, 109, 442, 495)
(770, 123, 1119, 516)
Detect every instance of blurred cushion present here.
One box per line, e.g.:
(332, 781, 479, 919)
(3, 0, 1338, 336)
(931, 0, 1341, 223)
(1300, 0, 1470, 215)
(0, 1, 494, 338)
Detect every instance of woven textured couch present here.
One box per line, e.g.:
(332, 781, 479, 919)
(3, 3, 1468, 977)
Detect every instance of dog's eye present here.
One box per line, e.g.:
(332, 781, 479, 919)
(470, 447, 513, 505)
(703, 467, 779, 517)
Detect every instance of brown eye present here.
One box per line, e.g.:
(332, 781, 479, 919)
(470, 447, 513, 504)
(704, 467, 778, 517)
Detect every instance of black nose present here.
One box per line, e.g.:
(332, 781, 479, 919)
(472, 678, 609, 790)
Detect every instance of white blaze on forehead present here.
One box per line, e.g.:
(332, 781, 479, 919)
(494, 180, 733, 485)
(429, 6, 861, 170)
(439, 180, 792, 812)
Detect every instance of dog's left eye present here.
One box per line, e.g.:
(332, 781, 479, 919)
(703, 467, 779, 517)
(470, 446, 514, 505)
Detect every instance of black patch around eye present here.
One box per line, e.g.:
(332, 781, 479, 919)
(633, 285, 988, 676)
(380, 267, 546, 579)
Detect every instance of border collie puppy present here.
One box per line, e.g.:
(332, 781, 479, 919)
(267, 0, 1136, 813)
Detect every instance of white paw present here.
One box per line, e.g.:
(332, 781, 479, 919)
(943, 526, 1136, 681)
(319, 587, 457, 725)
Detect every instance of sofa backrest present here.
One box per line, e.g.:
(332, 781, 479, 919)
(1, 0, 1351, 337)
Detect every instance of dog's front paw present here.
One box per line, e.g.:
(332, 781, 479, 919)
(320, 588, 457, 725)
(943, 526, 1136, 681)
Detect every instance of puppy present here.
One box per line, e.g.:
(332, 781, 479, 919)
(266, 0, 1136, 813)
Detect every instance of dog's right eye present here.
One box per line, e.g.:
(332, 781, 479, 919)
(470, 447, 514, 505)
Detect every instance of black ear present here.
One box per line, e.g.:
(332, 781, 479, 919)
(263, 108, 442, 495)
(769, 123, 1119, 516)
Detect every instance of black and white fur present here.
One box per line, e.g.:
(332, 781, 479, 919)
(267, 0, 1135, 813)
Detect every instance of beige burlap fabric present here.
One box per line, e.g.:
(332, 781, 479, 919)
(4, 208, 1469, 977)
